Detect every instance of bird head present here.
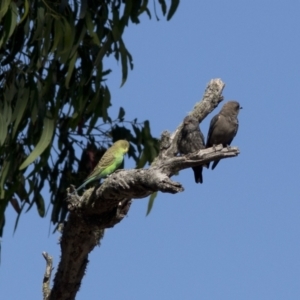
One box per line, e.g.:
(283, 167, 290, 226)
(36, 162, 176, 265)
(182, 115, 199, 131)
(222, 101, 242, 115)
(113, 140, 130, 154)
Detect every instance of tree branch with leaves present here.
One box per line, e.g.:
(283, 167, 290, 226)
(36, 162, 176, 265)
(0, 0, 179, 236)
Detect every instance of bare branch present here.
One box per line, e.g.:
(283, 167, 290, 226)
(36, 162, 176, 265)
(164, 78, 225, 157)
(42, 252, 53, 300)
(88, 145, 239, 215)
(47, 78, 240, 300)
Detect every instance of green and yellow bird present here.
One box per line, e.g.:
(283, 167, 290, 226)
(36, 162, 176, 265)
(76, 140, 129, 192)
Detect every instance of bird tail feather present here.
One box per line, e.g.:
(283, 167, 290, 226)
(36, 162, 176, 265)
(211, 160, 220, 170)
(192, 166, 203, 184)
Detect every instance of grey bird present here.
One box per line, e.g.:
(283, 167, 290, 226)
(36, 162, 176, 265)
(206, 101, 242, 170)
(177, 116, 206, 183)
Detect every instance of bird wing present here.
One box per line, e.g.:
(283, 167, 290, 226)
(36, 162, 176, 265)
(86, 151, 116, 180)
(206, 114, 219, 147)
(227, 118, 239, 146)
(234, 118, 239, 136)
(199, 129, 205, 148)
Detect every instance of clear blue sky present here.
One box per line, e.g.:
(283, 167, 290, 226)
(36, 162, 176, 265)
(2, 1, 300, 299)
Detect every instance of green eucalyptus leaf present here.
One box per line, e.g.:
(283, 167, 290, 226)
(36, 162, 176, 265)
(19, 116, 55, 170)
(0, 114, 7, 146)
(118, 107, 125, 120)
(146, 192, 158, 216)
(167, 0, 180, 21)
(19, 0, 29, 24)
(65, 51, 77, 88)
(158, 0, 167, 15)
(35, 194, 45, 217)
(119, 39, 128, 87)
(0, 0, 10, 19)
(12, 88, 29, 138)
(0, 159, 11, 199)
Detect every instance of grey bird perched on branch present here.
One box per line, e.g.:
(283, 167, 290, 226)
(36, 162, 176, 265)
(206, 101, 242, 170)
(177, 116, 206, 183)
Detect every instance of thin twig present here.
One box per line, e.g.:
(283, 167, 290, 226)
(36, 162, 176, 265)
(42, 252, 53, 300)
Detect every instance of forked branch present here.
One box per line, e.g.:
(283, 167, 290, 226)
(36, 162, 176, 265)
(46, 78, 240, 300)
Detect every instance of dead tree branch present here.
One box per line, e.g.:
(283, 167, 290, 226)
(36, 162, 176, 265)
(47, 78, 239, 300)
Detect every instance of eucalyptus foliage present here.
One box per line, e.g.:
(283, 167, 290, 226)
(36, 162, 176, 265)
(0, 0, 179, 235)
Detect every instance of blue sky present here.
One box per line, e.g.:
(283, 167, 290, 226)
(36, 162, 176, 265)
(2, 1, 300, 299)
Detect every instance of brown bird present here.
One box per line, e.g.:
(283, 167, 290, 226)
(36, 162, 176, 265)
(177, 116, 205, 183)
(206, 101, 242, 170)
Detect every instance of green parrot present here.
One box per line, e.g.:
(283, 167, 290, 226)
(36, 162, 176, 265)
(76, 140, 129, 192)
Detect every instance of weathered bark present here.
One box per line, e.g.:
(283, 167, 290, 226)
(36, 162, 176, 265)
(42, 252, 53, 300)
(45, 78, 240, 300)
